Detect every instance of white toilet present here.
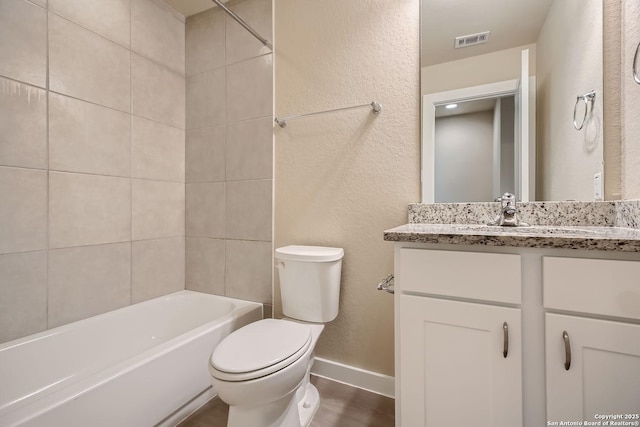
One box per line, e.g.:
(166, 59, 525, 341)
(208, 245, 344, 427)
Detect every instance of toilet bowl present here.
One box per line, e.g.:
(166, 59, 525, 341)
(209, 319, 324, 427)
(208, 245, 343, 427)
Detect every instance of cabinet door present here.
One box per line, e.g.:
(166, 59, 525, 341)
(546, 313, 640, 421)
(400, 295, 522, 427)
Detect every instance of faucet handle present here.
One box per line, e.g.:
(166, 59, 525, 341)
(501, 192, 515, 201)
(501, 193, 516, 209)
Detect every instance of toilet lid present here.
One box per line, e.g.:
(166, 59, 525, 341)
(275, 245, 344, 262)
(210, 319, 312, 381)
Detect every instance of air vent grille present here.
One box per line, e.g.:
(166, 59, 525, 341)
(455, 31, 490, 49)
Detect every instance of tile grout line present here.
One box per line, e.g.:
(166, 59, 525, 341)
(0, 74, 46, 91)
(0, 72, 188, 133)
(185, 113, 273, 131)
(45, 2, 50, 331)
(183, 15, 188, 293)
(129, 0, 134, 306)
(42, 168, 187, 183)
(185, 50, 272, 79)
(47, 7, 185, 78)
(47, 88, 186, 131)
(223, 10, 228, 299)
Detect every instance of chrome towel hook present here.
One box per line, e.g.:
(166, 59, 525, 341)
(633, 41, 640, 85)
(573, 90, 596, 131)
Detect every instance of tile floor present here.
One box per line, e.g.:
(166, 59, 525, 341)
(177, 375, 395, 427)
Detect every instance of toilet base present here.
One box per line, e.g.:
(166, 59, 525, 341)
(225, 379, 320, 427)
(298, 383, 320, 427)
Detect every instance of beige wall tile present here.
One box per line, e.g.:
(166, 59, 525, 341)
(49, 93, 131, 176)
(226, 54, 273, 122)
(186, 182, 225, 238)
(132, 179, 185, 240)
(48, 243, 131, 327)
(226, 117, 273, 181)
(225, 239, 271, 303)
(186, 67, 225, 129)
(27, 0, 45, 7)
(0, 167, 47, 254)
(49, 172, 131, 248)
(132, 0, 185, 75)
(225, 0, 272, 65)
(0, 251, 47, 343)
(132, 54, 185, 128)
(0, 77, 47, 169)
(186, 9, 224, 76)
(132, 117, 185, 182)
(185, 237, 225, 295)
(226, 179, 272, 241)
(186, 125, 225, 183)
(0, 0, 46, 87)
(49, 13, 131, 112)
(48, 0, 131, 47)
(132, 237, 185, 303)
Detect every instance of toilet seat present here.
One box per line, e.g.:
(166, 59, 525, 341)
(210, 319, 312, 382)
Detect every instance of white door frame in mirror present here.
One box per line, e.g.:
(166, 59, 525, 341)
(422, 77, 536, 203)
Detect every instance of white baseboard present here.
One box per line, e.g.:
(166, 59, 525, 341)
(311, 357, 395, 399)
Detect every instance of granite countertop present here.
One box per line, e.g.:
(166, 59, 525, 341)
(384, 223, 640, 252)
(384, 200, 640, 252)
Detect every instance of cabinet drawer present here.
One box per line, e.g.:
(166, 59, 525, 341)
(543, 257, 640, 320)
(399, 248, 521, 304)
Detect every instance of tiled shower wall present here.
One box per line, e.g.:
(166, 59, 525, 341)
(0, 0, 186, 343)
(184, 0, 274, 315)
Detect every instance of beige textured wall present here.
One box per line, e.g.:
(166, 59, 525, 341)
(184, 0, 274, 314)
(621, 0, 640, 198)
(274, 0, 420, 376)
(536, 0, 604, 201)
(421, 44, 537, 95)
(603, 0, 622, 200)
(0, 0, 186, 344)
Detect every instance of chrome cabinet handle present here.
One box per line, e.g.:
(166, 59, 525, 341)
(563, 331, 572, 371)
(503, 322, 509, 358)
(633, 41, 640, 85)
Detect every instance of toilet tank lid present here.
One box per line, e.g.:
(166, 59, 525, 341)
(275, 245, 344, 262)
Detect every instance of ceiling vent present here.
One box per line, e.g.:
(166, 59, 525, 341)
(454, 31, 490, 49)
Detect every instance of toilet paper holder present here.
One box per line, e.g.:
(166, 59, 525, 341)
(377, 273, 395, 294)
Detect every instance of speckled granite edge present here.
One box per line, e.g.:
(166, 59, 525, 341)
(408, 200, 640, 229)
(383, 223, 640, 252)
(614, 200, 640, 228)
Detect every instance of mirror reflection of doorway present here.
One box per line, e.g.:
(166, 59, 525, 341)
(422, 49, 534, 203)
(434, 96, 515, 203)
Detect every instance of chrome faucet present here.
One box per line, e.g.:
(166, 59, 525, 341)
(489, 192, 529, 227)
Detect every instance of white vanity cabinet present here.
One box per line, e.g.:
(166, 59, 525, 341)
(394, 245, 640, 427)
(545, 314, 640, 421)
(396, 248, 523, 427)
(543, 257, 640, 421)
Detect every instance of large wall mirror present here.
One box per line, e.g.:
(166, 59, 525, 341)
(421, 0, 605, 203)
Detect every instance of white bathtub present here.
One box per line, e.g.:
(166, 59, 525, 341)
(0, 290, 262, 427)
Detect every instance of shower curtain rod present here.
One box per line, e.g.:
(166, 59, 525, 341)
(210, 0, 273, 50)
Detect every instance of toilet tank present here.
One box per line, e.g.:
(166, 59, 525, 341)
(275, 246, 344, 323)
